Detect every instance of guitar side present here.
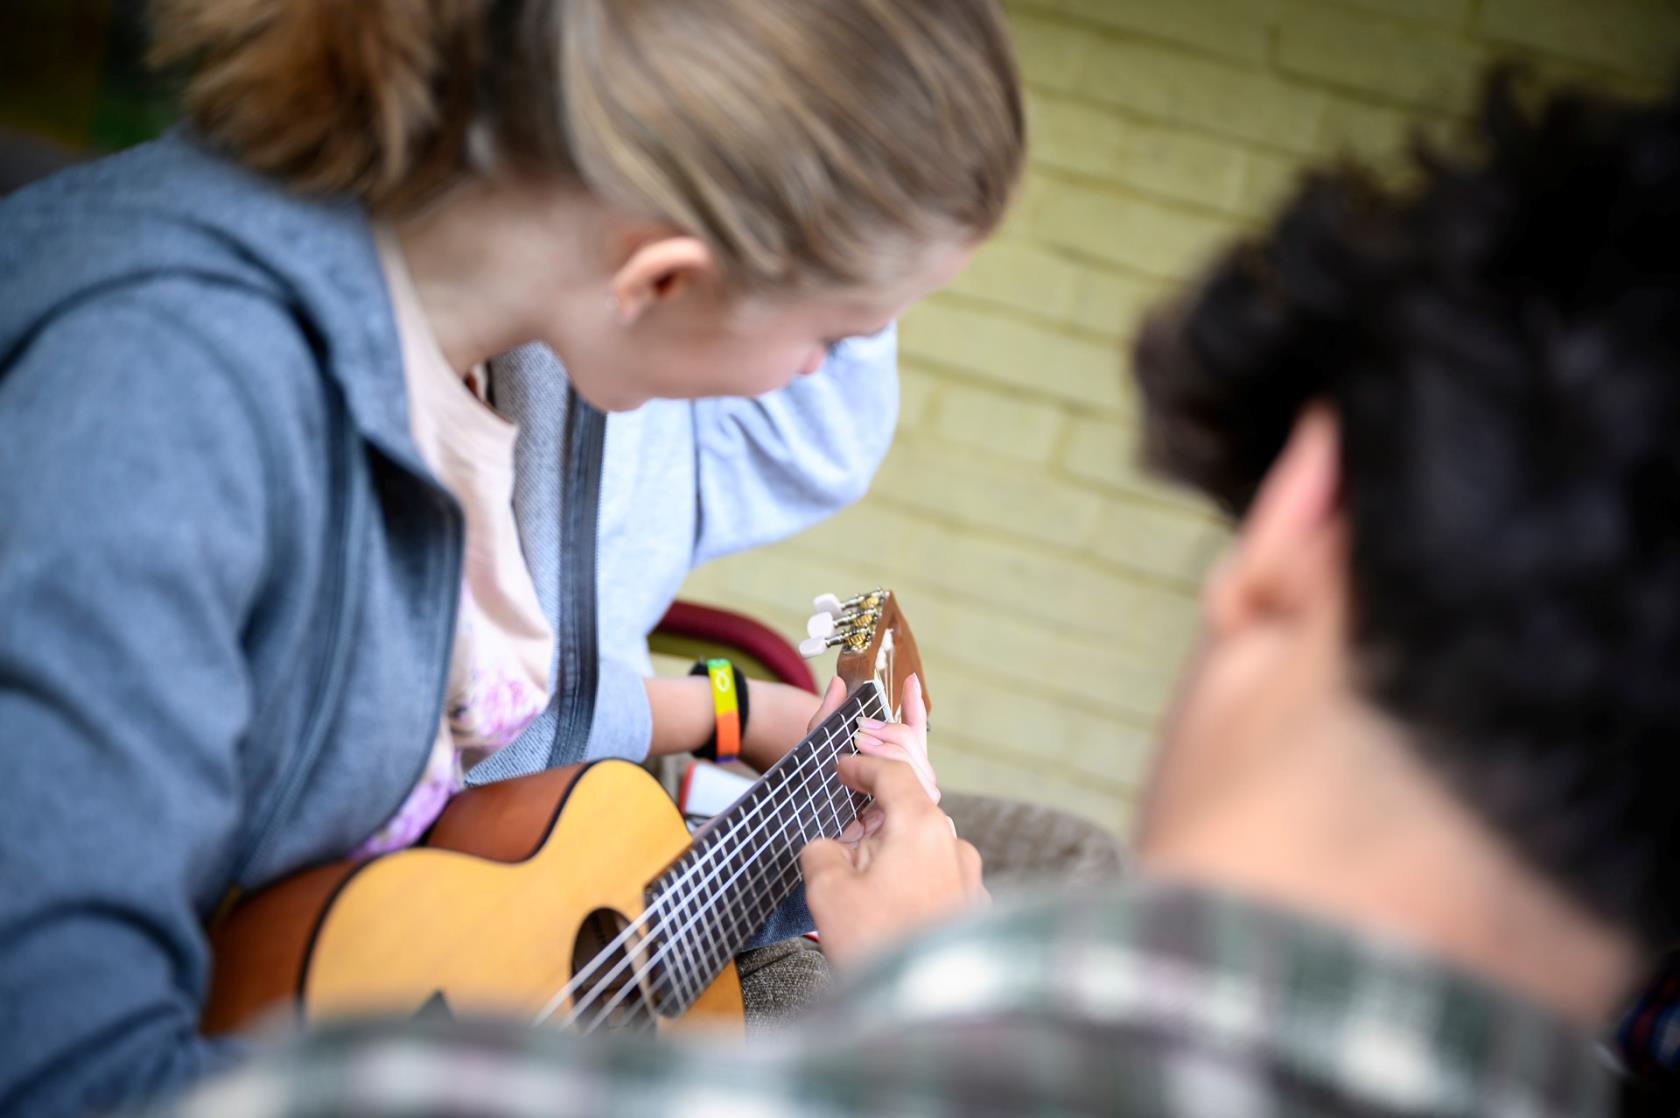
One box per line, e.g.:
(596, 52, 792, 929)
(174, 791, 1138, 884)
(202, 762, 743, 1035)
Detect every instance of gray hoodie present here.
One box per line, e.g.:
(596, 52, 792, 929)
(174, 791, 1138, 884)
(478, 327, 899, 775)
(0, 132, 895, 1118)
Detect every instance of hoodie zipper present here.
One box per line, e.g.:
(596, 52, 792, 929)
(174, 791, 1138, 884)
(242, 381, 596, 881)
(232, 408, 465, 883)
(548, 387, 607, 766)
(231, 403, 372, 882)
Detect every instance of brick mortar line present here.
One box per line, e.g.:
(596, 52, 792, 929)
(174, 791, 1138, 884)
(1027, 163, 1268, 228)
(779, 518, 1206, 628)
(1271, 54, 1495, 119)
(1022, 78, 1329, 163)
(920, 286, 1146, 349)
(1039, 453, 1217, 517)
(1025, 144, 1298, 227)
(1023, 82, 1332, 167)
(999, 212, 1228, 287)
(909, 369, 1089, 413)
(1020, 75, 1465, 164)
(1044, 469, 1218, 523)
(958, 232, 1187, 304)
(1008, 0, 1273, 71)
(857, 479, 1211, 580)
(1016, 0, 1645, 115)
(1012, 5, 1492, 119)
(860, 498, 1216, 601)
(1292, 0, 1480, 41)
(1019, 46, 1659, 174)
(888, 351, 1132, 418)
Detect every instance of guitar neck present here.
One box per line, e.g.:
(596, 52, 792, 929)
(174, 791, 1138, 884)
(643, 683, 887, 1014)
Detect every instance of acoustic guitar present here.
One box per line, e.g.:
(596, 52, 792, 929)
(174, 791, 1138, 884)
(202, 589, 926, 1037)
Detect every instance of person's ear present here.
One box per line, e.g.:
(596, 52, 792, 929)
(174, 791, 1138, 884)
(1207, 406, 1344, 638)
(609, 235, 716, 324)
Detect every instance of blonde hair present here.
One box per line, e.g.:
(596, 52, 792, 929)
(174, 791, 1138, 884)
(152, 0, 1024, 290)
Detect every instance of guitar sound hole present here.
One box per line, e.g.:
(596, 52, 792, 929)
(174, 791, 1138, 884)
(570, 908, 658, 1033)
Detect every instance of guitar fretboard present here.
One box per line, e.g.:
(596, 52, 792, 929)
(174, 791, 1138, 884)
(643, 683, 886, 1014)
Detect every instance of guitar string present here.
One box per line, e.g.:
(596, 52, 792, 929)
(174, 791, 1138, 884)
(620, 684, 878, 1011)
(645, 690, 874, 1010)
(606, 686, 880, 1015)
(654, 744, 837, 1010)
(622, 716, 866, 1018)
(571, 723, 868, 1031)
(544, 708, 863, 1029)
(644, 677, 891, 1009)
(634, 732, 841, 1013)
(643, 728, 848, 1008)
(525, 724, 845, 1027)
(561, 694, 878, 1028)
(649, 747, 854, 1014)
(527, 687, 881, 1026)
(561, 686, 883, 1026)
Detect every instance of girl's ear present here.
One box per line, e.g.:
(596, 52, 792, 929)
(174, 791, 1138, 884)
(1207, 406, 1344, 639)
(610, 236, 717, 324)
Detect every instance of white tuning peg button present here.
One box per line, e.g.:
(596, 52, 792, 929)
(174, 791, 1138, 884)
(806, 613, 836, 639)
(798, 636, 831, 658)
(812, 593, 844, 618)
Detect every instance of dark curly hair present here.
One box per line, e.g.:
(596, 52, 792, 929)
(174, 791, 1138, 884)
(1134, 72, 1680, 945)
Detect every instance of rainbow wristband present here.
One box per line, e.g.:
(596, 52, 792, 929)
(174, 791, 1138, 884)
(689, 658, 747, 764)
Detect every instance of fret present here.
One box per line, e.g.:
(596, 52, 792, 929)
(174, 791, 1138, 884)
(644, 684, 886, 1015)
(651, 873, 710, 1010)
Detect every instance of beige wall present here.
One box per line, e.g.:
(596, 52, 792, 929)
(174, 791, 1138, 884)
(680, 0, 1678, 834)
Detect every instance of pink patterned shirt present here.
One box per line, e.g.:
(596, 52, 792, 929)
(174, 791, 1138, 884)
(353, 230, 555, 857)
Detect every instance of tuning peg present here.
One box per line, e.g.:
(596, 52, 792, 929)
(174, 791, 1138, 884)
(812, 589, 887, 619)
(800, 627, 873, 658)
(812, 593, 845, 618)
(807, 612, 837, 639)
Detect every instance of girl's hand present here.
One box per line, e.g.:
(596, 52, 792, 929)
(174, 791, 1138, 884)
(799, 674, 939, 804)
(852, 673, 937, 804)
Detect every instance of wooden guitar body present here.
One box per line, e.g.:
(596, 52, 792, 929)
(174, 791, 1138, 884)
(203, 762, 743, 1036)
(206, 588, 925, 1043)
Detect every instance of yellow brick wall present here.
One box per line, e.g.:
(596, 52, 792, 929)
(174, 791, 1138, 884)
(678, 0, 1678, 834)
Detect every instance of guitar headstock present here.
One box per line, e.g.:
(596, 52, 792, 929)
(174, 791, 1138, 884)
(800, 589, 930, 720)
